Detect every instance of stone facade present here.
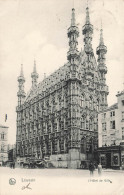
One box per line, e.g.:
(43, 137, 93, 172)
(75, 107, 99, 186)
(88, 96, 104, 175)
(0, 124, 8, 165)
(98, 90, 124, 169)
(16, 7, 108, 168)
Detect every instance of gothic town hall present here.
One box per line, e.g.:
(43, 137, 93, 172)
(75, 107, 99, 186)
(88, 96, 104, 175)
(16, 7, 109, 168)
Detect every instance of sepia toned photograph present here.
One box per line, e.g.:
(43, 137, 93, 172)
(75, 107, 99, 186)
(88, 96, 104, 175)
(0, 0, 124, 194)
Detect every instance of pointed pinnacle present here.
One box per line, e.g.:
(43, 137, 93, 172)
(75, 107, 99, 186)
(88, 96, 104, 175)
(71, 8, 76, 26)
(20, 64, 24, 76)
(100, 28, 104, 45)
(33, 60, 37, 73)
(86, 7, 90, 24)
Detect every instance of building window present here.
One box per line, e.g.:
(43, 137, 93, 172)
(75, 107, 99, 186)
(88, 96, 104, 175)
(102, 135, 107, 146)
(104, 113, 106, 118)
(1, 144, 4, 152)
(81, 117, 85, 129)
(0, 155, 4, 161)
(89, 118, 93, 130)
(111, 140, 115, 145)
(122, 112, 124, 120)
(102, 113, 106, 119)
(80, 95, 85, 107)
(113, 155, 118, 165)
(86, 121, 89, 130)
(102, 123, 106, 131)
(122, 100, 124, 106)
(97, 99, 99, 111)
(110, 111, 115, 117)
(122, 128, 124, 140)
(110, 120, 115, 129)
(89, 97, 93, 110)
(1, 133, 5, 140)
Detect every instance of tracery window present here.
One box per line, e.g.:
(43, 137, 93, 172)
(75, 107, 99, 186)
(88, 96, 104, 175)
(86, 120, 89, 130)
(97, 99, 99, 111)
(89, 118, 93, 130)
(80, 95, 85, 107)
(81, 117, 85, 129)
(89, 96, 93, 110)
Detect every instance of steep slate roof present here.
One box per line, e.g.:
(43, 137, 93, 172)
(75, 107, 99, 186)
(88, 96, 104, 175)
(25, 62, 70, 102)
(99, 103, 118, 113)
(25, 47, 99, 103)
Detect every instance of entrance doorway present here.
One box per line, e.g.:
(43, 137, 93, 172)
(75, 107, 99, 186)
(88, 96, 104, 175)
(106, 153, 111, 168)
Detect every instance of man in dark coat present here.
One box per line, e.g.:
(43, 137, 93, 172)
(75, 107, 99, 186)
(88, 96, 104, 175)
(89, 161, 95, 176)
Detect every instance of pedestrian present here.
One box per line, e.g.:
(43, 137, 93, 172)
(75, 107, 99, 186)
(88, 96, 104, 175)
(89, 161, 95, 176)
(98, 163, 102, 176)
(13, 161, 15, 169)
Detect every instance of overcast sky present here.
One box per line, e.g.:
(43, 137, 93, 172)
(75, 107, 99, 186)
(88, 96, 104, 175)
(0, 0, 124, 144)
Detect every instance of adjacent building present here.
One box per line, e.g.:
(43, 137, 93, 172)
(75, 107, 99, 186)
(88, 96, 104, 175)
(8, 144, 16, 162)
(16, 7, 109, 168)
(98, 90, 124, 169)
(0, 124, 8, 165)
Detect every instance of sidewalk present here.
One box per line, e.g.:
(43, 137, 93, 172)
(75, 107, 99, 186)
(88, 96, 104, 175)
(102, 168, 124, 173)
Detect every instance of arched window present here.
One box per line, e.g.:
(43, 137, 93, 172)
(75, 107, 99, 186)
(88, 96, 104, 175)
(102, 96, 104, 103)
(80, 94, 85, 107)
(89, 118, 94, 131)
(97, 99, 99, 111)
(89, 96, 93, 110)
(81, 117, 85, 129)
(86, 120, 89, 130)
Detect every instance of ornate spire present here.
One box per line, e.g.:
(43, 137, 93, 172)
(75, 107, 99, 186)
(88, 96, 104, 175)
(67, 8, 80, 80)
(82, 6, 93, 55)
(86, 7, 90, 24)
(18, 64, 25, 82)
(17, 64, 26, 106)
(20, 64, 24, 77)
(67, 8, 79, 59)
(31, 60, 39, 88)
(71, 8, 75, 26)
(100, 29, 104, 45)
(96, 27, 108, 109)
(96, 28, 107, 56)
(33, 60, 37, 73)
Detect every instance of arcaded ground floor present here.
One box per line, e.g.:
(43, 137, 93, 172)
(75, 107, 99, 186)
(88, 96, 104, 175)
(0, 167, 124, 195)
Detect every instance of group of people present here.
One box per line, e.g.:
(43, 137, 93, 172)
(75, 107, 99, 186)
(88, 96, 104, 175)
(89, 162, 102, 176)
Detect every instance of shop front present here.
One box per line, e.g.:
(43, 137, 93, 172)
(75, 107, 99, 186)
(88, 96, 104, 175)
(98, 145, 121, 169)
(120, 142, 124, 169)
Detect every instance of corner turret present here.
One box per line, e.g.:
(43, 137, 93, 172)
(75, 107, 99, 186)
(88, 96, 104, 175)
(31, 60, 39, 88)
(17, 64, 26, 106)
